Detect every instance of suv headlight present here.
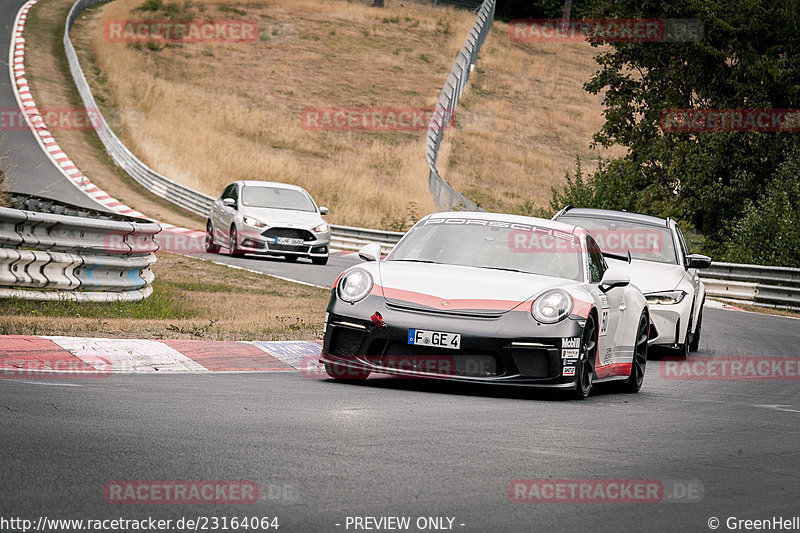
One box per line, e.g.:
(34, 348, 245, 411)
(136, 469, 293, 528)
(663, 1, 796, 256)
(337, 269, 373, 303)
(532, 289, 574, 324)
(313, 223, 329, 233)
(645, 290, 687, 305)
(243, 216, 266, 228)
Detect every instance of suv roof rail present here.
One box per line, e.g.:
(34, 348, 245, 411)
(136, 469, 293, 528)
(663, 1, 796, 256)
(552, 205, 574, 220)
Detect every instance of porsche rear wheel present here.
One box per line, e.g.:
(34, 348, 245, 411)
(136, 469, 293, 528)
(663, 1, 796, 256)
(575, 314, 597, 400)
(621, 311, 649, 393)
(324, 362, 370, 381)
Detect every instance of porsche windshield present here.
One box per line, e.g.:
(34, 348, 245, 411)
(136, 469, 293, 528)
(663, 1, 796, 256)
(388, 218, 584, 281)
(241, 186, 316, 212)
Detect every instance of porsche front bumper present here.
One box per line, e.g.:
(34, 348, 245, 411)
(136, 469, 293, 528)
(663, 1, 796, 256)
(320, 294, 590, 389)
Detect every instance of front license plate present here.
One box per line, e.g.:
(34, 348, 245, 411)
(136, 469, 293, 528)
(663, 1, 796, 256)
(408, 329, 461, 350)
(275, 237, 304, 246)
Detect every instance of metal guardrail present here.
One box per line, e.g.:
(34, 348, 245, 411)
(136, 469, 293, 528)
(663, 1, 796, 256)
(328, 224, 404, 255)
(700, 262, 800, 308)
(0, 195, 159, 301)
(425, 0, 494, 211)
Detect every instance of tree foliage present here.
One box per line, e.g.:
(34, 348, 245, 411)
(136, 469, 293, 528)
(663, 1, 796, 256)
(550, 0, 800, 266)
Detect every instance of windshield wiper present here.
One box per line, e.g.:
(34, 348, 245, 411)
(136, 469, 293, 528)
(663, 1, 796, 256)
(389, 259, 441, 264)
(479, 266, 528, 273)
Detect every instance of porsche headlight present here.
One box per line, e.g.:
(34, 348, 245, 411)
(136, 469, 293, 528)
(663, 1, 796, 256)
(337, 269, 373, 303)
(313, 223, 329, 233)
(645, 290, 687, 305)
(243, 216, 266, 228)
(532, 289, 574, 324)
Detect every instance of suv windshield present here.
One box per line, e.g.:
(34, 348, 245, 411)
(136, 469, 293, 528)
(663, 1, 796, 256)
(241, 186, 316, 212)
(558, 215, 678, 265)
(388, 217, 584, 281)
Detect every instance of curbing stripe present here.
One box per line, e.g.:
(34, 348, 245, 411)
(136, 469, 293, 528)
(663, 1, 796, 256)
(162, 339, 294, 372)
(0, 335, 318, 374)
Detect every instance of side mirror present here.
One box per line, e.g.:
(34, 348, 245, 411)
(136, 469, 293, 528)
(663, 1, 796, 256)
(599, 268, 630, 292)
(686, 254, 712, 269)
(358, 243, 382, 262)
(222, 198, 236, 208)
(319, 206, 329, 215)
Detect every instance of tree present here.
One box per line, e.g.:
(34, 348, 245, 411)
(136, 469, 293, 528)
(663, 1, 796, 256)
(552, 0, 800, 262)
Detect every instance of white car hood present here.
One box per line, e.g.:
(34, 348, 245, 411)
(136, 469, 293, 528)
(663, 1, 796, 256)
(608, 258, 685, 293)
(238, 206, 324, 229)
(376, 261, 575, 313)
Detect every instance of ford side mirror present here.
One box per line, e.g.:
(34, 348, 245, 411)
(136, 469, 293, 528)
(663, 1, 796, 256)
(599, 269, 630, 292)
(319, 206, 329, 215)
(222, 198, 236, 208)
(686, 254, 712, 269)
(358, 243, 381, 262)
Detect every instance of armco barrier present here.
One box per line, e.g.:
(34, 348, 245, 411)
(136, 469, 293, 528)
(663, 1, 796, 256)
(426, 0, 494, 211)
(700, 262, 800, 309)
(328, 224, 404, 255)
(0, 195, 159, 301)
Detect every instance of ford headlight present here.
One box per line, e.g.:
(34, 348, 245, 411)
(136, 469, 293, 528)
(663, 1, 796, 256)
(645, 290, 687, 305)
(532, 289, 574, 323)
(313, 223, 329, 233)
(243, 216, 266, 228)
(337, 269, 373, 303)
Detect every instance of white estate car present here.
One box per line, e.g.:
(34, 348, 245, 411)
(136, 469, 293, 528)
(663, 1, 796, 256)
(205, 180, 331, 265)
(554, 207, 711, 357)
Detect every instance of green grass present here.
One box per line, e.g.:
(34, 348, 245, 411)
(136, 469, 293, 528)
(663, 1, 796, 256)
(2, 281, 196, 320)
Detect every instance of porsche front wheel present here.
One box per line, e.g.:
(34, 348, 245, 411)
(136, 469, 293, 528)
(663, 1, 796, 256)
(324, 362, 370, 381)
(575, 314, 597, 400)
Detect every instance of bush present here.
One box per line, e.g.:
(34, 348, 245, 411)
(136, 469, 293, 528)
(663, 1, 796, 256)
(725, 153, 800, 267)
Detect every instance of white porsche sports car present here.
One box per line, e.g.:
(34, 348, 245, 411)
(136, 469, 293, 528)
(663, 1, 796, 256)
(553, 207, 711, 357)
(320, 212, 650, 399)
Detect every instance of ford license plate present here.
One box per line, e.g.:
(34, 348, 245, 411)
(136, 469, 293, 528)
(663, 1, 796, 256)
(275, 237, 304, 246)
(408, 329, 461, 350)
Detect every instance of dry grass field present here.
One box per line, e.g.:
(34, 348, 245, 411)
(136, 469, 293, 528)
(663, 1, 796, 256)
(71, 0, 619, 227)
(0, 252, 328, 340)
(439, 24, 626, 214)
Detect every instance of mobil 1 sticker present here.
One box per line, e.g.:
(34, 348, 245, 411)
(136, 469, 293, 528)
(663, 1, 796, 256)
(562, 337, 580, 348)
